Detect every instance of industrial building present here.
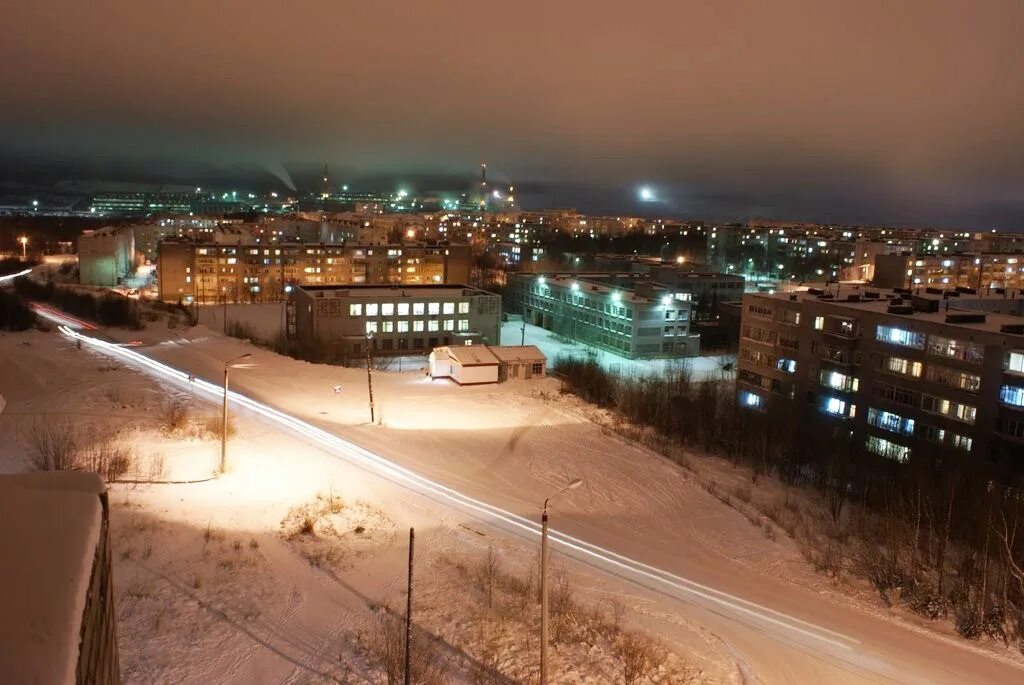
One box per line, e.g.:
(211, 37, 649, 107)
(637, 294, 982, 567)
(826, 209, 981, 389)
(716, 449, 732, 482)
(286, 284, 501, 359)
(157, 241, 471, 303)
(77, 226, 135, 286)
(736, 285, 1024, 469)
(505, 273, 700, 358)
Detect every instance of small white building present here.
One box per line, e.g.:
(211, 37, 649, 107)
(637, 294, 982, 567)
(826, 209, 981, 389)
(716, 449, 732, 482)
(429, 345, 547, 385)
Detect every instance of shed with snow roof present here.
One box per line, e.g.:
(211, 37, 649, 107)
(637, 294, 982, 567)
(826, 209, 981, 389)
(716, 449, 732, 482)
(428, 346, 452, 379)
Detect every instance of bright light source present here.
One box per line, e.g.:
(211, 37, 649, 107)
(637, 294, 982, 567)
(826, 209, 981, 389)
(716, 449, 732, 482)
(492, 189, 501, 199)
(661, 295, 672, 306)
(676, 256, 685, 264)
(611, 291, 621, 302)
(31, 200, 38, 207)
(537, 276, 546, 285)
(342, 184, 349, 191)
(571, 281, 580, 292)
(639, 186, 655, 202)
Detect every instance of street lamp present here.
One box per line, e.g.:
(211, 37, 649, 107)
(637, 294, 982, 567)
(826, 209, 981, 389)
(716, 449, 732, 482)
(18, 236, 28, 260)
(220, 353, 253, 474)
(540, 477, 583, 684)
(365, 332, 376, 423)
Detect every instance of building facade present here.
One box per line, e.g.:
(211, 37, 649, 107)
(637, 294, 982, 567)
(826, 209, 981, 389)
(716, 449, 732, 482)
(506, 273, 700, 358)
(736, 286, 1024, 470)
(874, 253, 1024, 292)
(287, 284, 501, 358)
(78, 226, 135, 286)
(157, 241, 471, 303)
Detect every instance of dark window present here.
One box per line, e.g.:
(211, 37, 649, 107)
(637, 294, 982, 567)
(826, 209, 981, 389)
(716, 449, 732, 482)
(382, 339, 394, 350)
(531, 362, 543, 374)
(413, 338, 424, 350)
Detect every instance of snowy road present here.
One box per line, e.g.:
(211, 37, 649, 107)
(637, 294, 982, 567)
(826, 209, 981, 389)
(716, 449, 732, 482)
(58, 325, 1024, 683)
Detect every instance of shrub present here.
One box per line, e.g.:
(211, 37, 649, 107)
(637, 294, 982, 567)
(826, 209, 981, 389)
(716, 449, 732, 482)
(0, 290, 36, 330)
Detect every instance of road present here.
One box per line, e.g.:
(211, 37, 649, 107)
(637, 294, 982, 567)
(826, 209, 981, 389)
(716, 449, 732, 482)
(59, 324, 1024, 684)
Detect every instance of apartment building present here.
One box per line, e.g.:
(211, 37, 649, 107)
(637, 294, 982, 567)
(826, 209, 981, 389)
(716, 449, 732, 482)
(874, 253, 1024, 292)
(736, 285, 1024, 469)
(157, 241, 471, 303)
(286, 284, 501, 357)
(78, 226, 135, 286)
(505, 273, 700, 358)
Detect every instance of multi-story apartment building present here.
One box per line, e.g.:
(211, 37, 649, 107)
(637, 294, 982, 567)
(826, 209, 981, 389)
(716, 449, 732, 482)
(736, 286, 1024, 469)
(287, 284, 501, 357)
(505, 273, 700, 358)
(157, 241, 471, 303)
(874, 253, 1024, 292)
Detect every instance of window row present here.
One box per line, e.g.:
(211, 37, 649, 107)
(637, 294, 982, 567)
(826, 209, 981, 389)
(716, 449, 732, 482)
(349, 301, 470, 317)
(365, 319, 470, 334)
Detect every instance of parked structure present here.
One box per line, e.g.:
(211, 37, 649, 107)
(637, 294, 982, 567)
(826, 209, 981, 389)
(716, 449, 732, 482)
(287, 284, 501, 359)
(505, 273, 700, 358)
(78, 226, 135, 286)
(158, 241, 471, 303)
(736, 285, 1024, 470)
(1, 472, 120, 684)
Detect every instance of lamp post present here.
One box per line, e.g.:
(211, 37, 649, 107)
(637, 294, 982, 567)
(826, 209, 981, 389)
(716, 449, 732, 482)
(220, 353, 252, 474)
(365, 332, 376, 423)
(18, 236, 28, 260)
(540, 477, 583, 684)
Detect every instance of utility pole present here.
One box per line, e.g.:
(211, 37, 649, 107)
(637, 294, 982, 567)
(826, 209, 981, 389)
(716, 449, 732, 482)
(221, 353, 252, 474)
(521, 320, 526, 346)
(404, 527, 414, 685)
(366, 334, 376, 423)
(540, 478, 583, 684)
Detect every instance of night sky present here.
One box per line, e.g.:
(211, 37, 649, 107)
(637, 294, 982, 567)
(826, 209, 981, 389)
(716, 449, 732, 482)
(1, 1, 1023, 228)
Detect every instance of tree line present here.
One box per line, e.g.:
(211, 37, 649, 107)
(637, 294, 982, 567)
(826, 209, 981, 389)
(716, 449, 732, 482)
(14, 276, 143, 329)
(554, 355, 1024, 647)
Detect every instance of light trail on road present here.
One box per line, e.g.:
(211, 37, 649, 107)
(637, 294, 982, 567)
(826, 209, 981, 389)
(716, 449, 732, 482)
(59, 325, 868, 662)
(0, 268, 32, 284)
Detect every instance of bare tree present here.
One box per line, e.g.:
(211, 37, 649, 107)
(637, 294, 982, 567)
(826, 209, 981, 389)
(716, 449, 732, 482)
(23, 417, 77, 471)
(614, 631, 667, 685)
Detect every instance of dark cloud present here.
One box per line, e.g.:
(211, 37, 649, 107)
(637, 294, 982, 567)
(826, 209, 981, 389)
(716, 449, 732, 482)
(1, 1, 1022, 227)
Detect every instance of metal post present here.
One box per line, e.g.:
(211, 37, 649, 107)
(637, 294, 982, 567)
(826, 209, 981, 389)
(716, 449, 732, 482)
(366, 341, 376, 423)
(220, 365, 229, 474)
(404, 527, 414, 685)
(223, 292, 228, 333)
(521, 321, 526, 346)
(540, 503, 550, 685)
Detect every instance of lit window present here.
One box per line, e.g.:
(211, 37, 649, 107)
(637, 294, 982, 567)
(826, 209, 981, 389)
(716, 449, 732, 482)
(1001, 385, 1024, 407)
(365, 321, 378, 335)
(813, 316, 824, 331)
(428, 320, 439, 331)
(865, 436, 910, 462)
(739, 391, 764, 410)
(443, 302, 455, 314)
(951, 433, 973, 452)
(413, 303, 425, 315)
(397, 303, 410, 316)
(413, 321, 425, 332)
(381, 303, 395, 316)
(876, 325, 926, 350)
(428, 302, 440, 315)
(398, 321, 409, 333)
(823, 397, 847, 416)
(1007, 351, 1024, 375)
(458, 302, 470, 314)
(366, 303, 379, 316)
(443, 319, 455, 331)
(776, 358, 797, 374)
(349, 304, 362, 316)
(458, 319, 469, 331)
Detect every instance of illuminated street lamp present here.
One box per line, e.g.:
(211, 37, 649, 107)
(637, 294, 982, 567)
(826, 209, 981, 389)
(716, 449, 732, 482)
(540, 477, 584, 684)
(18, 235, 28, 260)
(220, 353, 253, 474)
(365, 332, 376, 423)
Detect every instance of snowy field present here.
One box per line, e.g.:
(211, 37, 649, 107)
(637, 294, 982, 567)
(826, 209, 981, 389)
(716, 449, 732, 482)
(3, 317, 1024, 684)
(500, 318, 733, 381)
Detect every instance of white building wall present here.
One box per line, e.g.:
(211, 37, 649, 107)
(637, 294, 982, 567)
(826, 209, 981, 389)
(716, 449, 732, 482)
(452, 362, 498, 385)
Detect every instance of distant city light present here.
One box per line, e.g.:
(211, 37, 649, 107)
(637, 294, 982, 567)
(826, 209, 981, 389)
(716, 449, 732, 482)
(342, 184, 349, 192)
(639, 186, 655, 202)
(676, 256, 685, 264)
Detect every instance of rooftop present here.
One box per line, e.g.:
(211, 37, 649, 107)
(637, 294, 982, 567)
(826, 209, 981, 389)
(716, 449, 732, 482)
(487, 345, 546, 363)
(298, 284, 496, 298)
(751, 284, 1024, 336)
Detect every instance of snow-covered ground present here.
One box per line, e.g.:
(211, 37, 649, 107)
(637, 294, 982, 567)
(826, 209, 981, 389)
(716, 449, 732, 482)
(3, 318, 1024, 684)
(500, 318, 733, 381)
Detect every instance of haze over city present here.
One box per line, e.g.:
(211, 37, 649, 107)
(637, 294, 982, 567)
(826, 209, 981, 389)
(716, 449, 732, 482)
(4, 3, 1024, 685)
(2, 1, 1024, 226)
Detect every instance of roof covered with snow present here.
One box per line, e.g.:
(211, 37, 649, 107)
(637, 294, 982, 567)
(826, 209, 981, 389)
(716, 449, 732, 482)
(447, 345, 499, 366)
(0, 472, 105, 685)
(486, 345, 546, 363)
